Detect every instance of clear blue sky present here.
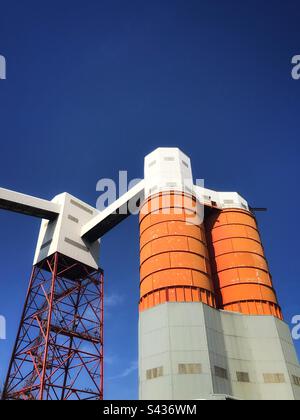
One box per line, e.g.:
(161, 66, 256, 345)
(0, 0, 299, 399)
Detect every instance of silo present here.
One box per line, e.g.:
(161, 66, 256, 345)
(139, 148, 300, 401)
(139, 148, 217, 400)
(139, 190, 215, 311)
(206, 208, 282, 319)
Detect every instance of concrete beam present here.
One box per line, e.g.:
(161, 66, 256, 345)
(0, 187, 60, 220)
(82, 180, 145, 242)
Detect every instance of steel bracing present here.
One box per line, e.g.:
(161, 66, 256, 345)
(2, 253, 104, 400)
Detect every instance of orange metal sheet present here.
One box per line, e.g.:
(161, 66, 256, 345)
(139, 192, 215, 311)
(221, 283, 278, 305)
(215, 252, 269, 272)
(212, 237, 264, 257)
(214, 267, 273, 287)
(206, 208, 282, 319)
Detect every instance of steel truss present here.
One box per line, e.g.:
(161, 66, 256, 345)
(2, 253, 104, 400)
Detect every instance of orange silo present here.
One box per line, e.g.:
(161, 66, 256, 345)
(205, 208, 282, 319)
(139, 191, 216, 311)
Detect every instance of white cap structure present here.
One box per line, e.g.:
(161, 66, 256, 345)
(144, 148, 194, 198)
(34, 193, 100, 269)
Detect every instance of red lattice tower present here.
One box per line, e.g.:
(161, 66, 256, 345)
(2, 253, 104, 400)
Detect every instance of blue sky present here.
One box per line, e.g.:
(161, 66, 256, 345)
(0, 0, 299, 399)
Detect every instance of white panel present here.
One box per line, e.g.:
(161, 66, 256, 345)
(34, 193, 100, 269)
(81, 180, 145, 241)
(144, 148, 194, 198)
(219, 192, 249, 210)
(139, 303, 300, 400)
(194, 186, 249, 210)
(0, 187, 60, 219)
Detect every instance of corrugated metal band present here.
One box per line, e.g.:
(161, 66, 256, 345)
(140, 286, 215, 312)
(206, 208, 282, 319)
(139, 191, 215, 311)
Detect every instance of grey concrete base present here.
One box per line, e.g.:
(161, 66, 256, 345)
(139, 303, 300, 400)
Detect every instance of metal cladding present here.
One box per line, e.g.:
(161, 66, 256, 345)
(139, 191, 216, 311)
(206, 208, 283, 319)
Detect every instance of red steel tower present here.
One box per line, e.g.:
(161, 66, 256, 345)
(2, 253, 104, 400)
